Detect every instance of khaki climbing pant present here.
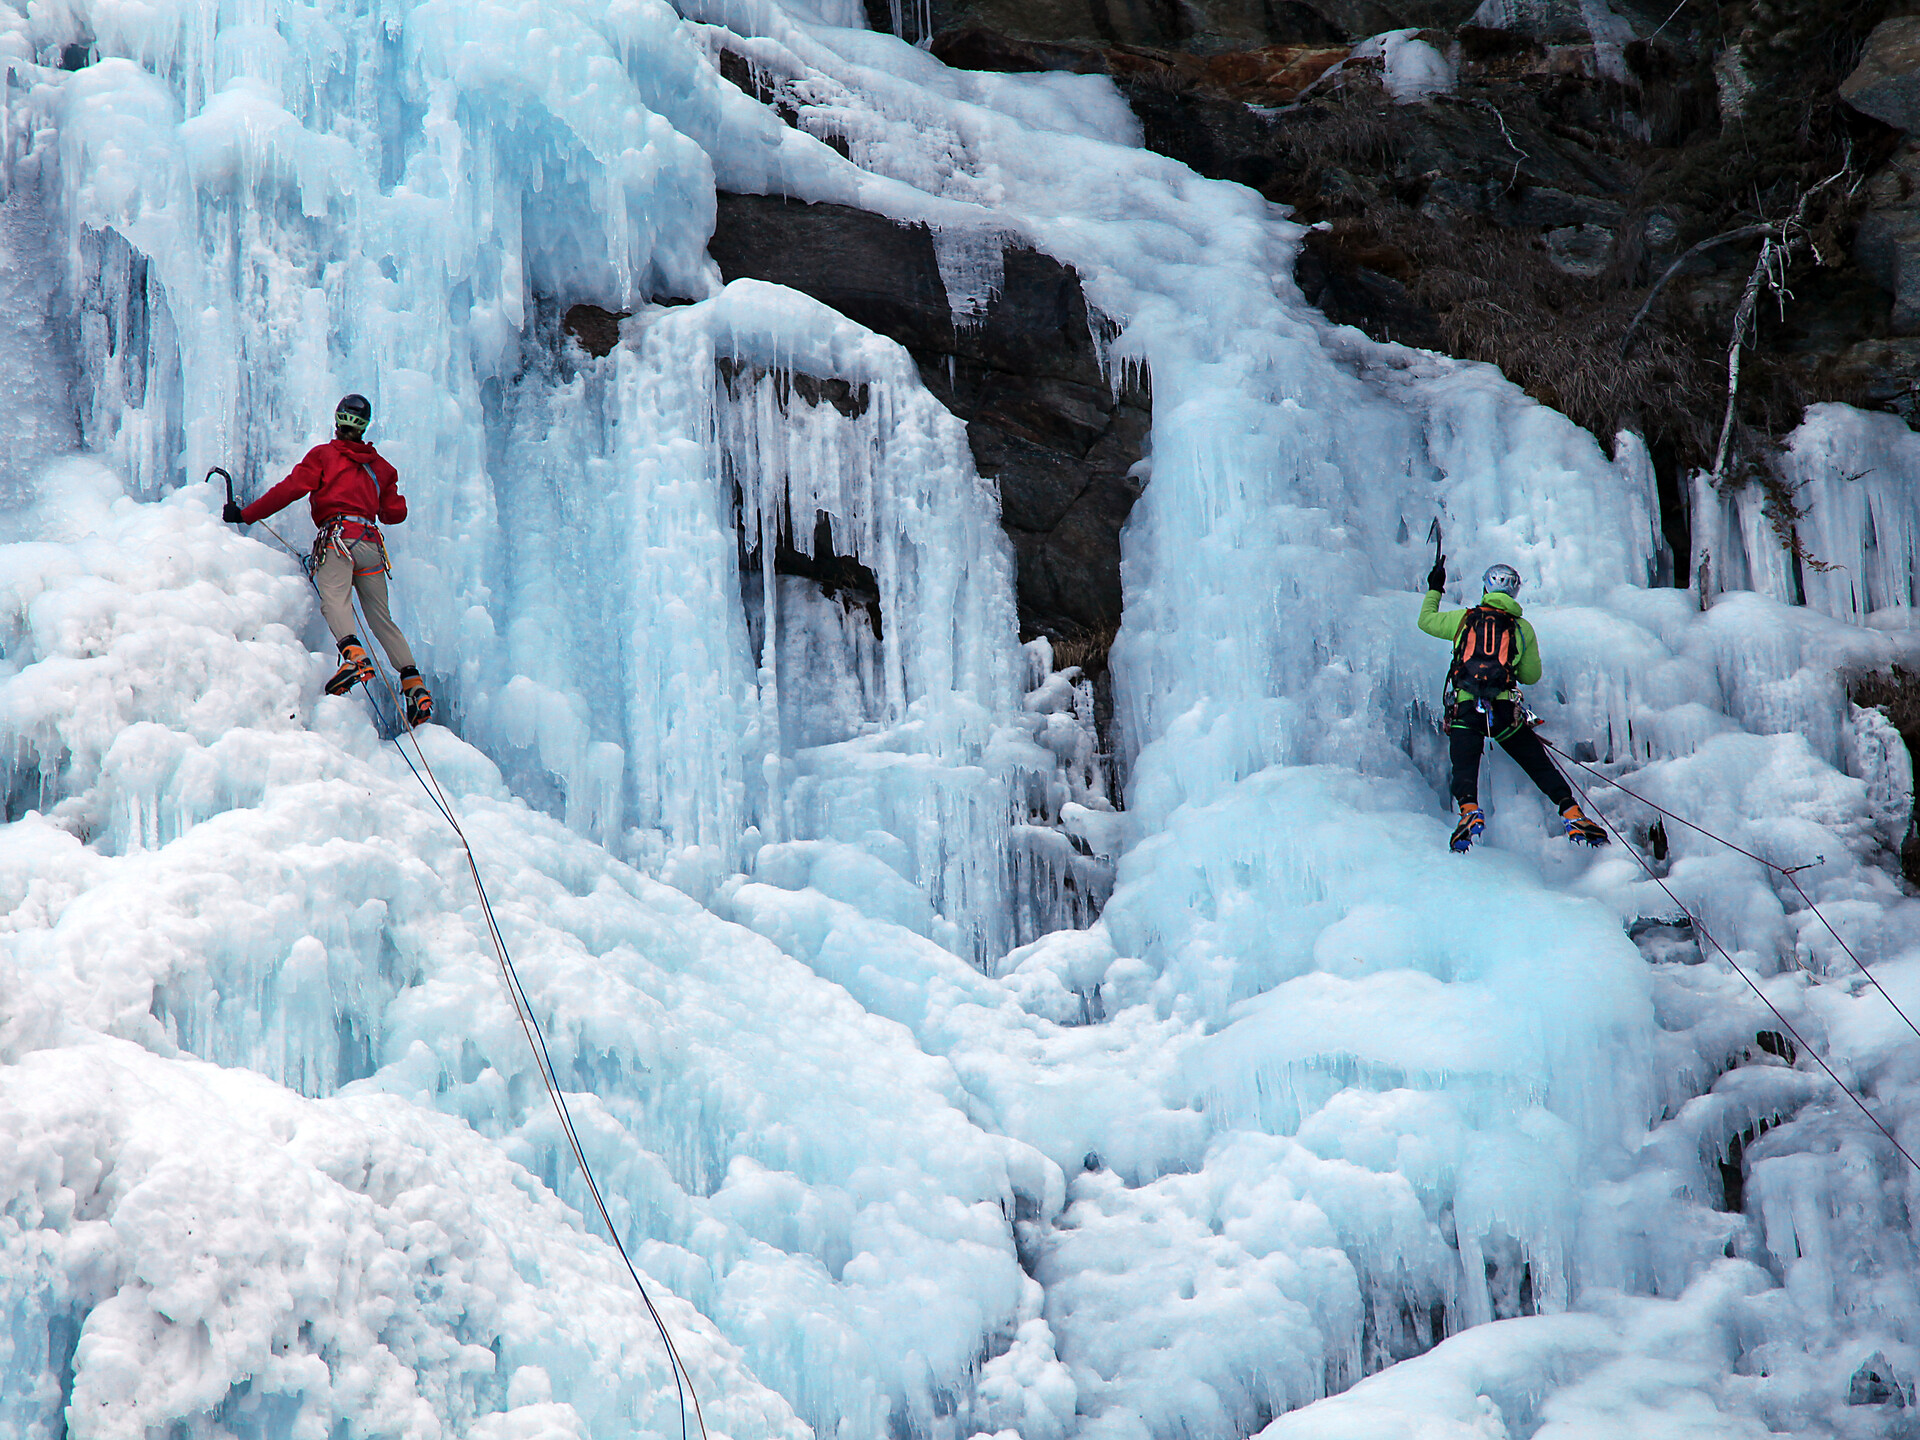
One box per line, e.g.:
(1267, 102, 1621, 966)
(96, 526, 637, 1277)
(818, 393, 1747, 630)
(314, 538, 416, 671)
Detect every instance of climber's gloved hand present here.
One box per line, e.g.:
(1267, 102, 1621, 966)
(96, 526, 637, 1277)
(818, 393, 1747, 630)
(1426, 554, 1446, 592)
(222, 500, 245, 524)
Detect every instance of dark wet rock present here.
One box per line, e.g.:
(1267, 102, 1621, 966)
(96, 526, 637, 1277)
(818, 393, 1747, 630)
(902, 0, 1915, 490)
(709, 193, 1147, 640)
(562, 304, 629, 358)
(708, 195, 952, 351)
(1295, 225, 1446, 347)
(1852, 140, 1920, 335)
(900, 0, 1472, 55)
(1841, 18, 1920, 132)
(1849, 1350, 1911, 1407)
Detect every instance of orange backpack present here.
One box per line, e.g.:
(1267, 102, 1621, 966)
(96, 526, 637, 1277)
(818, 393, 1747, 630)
(1447, 605, 1521, 700)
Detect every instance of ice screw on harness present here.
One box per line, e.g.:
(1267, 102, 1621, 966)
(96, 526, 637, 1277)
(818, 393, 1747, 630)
(311, 514, 392, 579)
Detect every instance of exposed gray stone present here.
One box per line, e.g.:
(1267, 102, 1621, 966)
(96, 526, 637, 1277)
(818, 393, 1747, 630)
(900, 0, 1476, 52)
(1422, 174, 1492, 218)
(1543, 223, 1613, 277)
(708, 192, 1146, 639)
(1714, 44, 1754, 120)
(1841, 17, 1920, 133)
(1492, 185, 1626, 230)
(1467, 0, 1587, 45)
(1849, 1351, 1910, 1408)
(1839, 337, 1920, 423)
(1851, 142, 1920, 336)
(1643, 212, 1680, 262)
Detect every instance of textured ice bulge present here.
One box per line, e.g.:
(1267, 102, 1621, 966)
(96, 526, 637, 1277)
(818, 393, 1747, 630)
(3, 0, 1920, 1437)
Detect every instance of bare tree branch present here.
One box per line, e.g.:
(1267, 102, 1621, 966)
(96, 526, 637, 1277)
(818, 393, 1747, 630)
(1619, 224, 1772, 356)
(1706, 168, 1854, 483)
(1623, 159, 1859, 359)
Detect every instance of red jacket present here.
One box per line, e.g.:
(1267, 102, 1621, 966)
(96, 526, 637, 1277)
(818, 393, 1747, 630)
(242, 438, 408, 527)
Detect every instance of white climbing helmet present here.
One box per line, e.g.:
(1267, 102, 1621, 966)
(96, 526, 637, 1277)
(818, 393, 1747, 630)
(1483, 563, 1522, 597)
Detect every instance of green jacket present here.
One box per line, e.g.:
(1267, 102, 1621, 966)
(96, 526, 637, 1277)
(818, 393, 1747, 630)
(1418, 590, 1540, 700)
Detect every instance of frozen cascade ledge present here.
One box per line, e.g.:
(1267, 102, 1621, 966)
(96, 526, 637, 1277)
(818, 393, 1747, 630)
(4, 0, 1920, 1436)
(0, 463, 1070, 1439)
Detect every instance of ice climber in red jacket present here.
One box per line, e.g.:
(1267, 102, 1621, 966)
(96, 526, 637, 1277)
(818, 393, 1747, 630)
(225, 394, 433, 727)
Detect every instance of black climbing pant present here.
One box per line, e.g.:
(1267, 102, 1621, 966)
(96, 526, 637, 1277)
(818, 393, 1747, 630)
(1448, 698, 1574, 811)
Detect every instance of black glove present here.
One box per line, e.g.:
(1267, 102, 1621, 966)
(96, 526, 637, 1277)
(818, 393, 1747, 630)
(1426, 554, 1446, 592)
(223, 500, 245, 524)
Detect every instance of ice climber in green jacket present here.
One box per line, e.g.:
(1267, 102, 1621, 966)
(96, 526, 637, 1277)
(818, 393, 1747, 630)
(1419, 554, 1609, 853)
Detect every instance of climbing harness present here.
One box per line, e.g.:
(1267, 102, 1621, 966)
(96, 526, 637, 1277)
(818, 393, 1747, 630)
(312, 513, 390, 577)
(213, 471, 709, 1440)
(1542, 736, 1920, 1180)
(1448, 694, 1532, 744)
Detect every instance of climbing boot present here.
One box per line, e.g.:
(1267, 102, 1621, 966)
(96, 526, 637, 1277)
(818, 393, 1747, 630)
(325, 636, 375, 696)
(1450, 802, 1485, 853)
(400, 668, 434, 727)
(1561, 805, 1610, 846)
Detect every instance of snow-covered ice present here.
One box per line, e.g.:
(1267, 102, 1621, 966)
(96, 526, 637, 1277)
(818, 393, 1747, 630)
(4, 0, 1920, 1436)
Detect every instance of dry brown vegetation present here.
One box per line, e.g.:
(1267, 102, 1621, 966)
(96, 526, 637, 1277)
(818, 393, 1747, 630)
(1257, 9, 1897, 493)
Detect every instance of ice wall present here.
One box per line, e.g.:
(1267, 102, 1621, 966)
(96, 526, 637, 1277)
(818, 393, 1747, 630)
(0, 464, 1069, 1438)
(1695, 402, 1920, 622)
(486, 280, 1040, 955)
(4, 0, 1920, 1434)
(664, 8, 1920, 1434)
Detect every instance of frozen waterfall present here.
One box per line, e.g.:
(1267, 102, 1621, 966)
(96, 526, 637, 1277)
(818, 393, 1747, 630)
(4, 0, 1920, 1437)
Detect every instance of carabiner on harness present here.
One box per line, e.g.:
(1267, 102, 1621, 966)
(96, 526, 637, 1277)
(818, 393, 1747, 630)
(311, 515, 391, 579)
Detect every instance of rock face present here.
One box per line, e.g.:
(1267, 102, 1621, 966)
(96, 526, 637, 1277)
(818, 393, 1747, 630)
(703, 0, 1920, 611)
(898, 0, 1470, 53)
(891, 0, 1916, 583)
(1842, 17, 1920, 132)
(708, 193, 1148, 643)
(1853, 141, 1920, 336)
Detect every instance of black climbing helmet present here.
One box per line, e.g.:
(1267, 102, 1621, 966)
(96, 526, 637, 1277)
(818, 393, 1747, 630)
(335, 393, 372, 435)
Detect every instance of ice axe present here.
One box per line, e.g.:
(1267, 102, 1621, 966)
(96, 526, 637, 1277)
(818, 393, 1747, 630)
(1426, 517, 1445, 590)
(207, 466, 245, 525)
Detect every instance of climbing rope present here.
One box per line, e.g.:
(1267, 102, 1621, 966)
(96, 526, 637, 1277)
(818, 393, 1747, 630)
(1543, 737, 1920, 1048)
(1541, 741, 1920, 1179)
(219, 478, 708, 1440)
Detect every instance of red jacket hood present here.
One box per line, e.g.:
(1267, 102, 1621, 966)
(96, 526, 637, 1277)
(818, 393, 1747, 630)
(239, 437, 408, 528)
